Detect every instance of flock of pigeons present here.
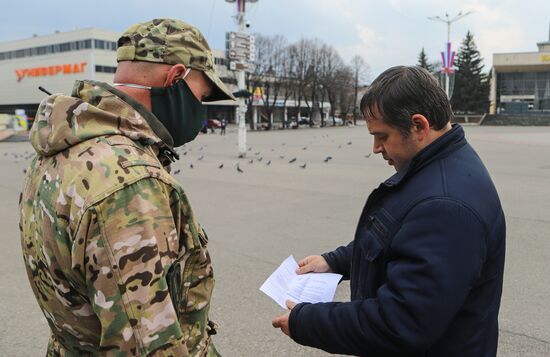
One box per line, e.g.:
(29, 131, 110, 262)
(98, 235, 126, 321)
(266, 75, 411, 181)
(170, 134, 373, 175)
(1, 133, 374, 176)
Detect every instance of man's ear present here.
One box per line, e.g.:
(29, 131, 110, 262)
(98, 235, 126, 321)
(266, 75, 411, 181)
(164, 64, 187, 86)
(411, 114, 430, 141)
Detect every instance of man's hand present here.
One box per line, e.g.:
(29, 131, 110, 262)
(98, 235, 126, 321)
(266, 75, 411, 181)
(272, 300, 296, 337)
(296, 255, 332, 274)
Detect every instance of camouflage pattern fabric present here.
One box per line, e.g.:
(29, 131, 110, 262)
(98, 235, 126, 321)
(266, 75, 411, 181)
(117, 18, 235, 102)
(19, 80, 220, 356)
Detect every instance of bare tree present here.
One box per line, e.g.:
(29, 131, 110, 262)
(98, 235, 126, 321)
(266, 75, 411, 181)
(350, 55, 370, 124)
(245, 35, 370, 130)
(287, 39, 318, 125)
(249, 34, 289, 129)
(337, 65, 356, 121)
(279, 47, 297, 128)
(318, 44, 345, 126)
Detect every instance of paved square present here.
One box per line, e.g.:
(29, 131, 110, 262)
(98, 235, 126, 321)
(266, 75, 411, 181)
(1, 125, 549, 356)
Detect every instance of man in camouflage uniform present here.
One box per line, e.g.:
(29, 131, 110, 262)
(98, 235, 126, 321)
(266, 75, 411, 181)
(19, 19, 234, 356)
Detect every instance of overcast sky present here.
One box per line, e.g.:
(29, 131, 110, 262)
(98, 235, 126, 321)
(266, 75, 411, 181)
(1, 0, 548, 81)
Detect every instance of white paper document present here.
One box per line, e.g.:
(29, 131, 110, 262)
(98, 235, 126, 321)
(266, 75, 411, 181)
(260, 255, 343, 309)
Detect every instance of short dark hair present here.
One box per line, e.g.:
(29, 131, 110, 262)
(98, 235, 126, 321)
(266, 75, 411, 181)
(360, 66, 453, 136)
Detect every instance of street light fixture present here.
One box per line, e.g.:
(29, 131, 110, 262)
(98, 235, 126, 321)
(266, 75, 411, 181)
(428, 11, 473, 99)
(225, 0, 259, 157)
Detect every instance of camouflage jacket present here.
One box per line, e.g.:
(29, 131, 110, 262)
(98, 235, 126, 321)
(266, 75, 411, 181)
(19, 80, 219, 357)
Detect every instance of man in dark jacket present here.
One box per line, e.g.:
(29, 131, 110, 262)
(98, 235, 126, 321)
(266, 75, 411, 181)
(272, 66, 506, 356)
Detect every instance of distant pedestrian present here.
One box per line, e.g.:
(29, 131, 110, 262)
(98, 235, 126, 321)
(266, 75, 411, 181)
(220, 118, 227, 135)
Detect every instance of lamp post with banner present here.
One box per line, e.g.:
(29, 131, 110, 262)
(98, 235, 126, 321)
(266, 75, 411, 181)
(428, 11, 472, 99)
(225, 0, 257, 157)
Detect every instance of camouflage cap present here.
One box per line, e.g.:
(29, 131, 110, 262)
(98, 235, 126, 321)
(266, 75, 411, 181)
(117, 18, 235, 102)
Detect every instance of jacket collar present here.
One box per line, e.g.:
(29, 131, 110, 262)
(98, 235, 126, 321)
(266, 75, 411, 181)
(384, 124, 466, 187)
(30, 80, 178, 163)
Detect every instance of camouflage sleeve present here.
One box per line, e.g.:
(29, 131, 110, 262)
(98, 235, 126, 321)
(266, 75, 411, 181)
(82, 178, 189, 356)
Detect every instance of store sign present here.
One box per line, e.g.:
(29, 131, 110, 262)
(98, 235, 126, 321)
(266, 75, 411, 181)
(541, 54, 550, 63)
(15, 62, 87, 82)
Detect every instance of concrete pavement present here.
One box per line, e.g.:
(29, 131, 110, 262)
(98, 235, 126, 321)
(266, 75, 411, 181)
(1, 125, 549, 356)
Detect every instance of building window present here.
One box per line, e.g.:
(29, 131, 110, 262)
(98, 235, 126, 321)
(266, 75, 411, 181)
(60, 42, 71, 52)
(215, 57, 228, 66)
(95, 65, 117, 73)
(0, 37, 116, 61)
(94, 39, 105, 49)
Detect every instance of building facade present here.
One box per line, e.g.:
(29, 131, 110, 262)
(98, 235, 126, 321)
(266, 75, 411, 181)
(0, 28, 338, 128)
(0, 28, 120, 117)
(0, 29, 239, 122)
(490, 30, 550, 114)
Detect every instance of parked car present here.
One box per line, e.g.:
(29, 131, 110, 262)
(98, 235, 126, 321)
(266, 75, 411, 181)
(207, 119, 222, 129)
(324, 117, 344, 126)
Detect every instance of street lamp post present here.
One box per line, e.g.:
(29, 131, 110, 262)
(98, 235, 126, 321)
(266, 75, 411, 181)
(225, 0, 258, 157)
(428, 11, 472, 99)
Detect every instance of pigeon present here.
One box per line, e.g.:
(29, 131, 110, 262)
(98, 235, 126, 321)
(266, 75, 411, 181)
(324, 156, 333, 162)
(189, 163, 194, 169)
(255, 152, 261, 156)
(347, 141, 352, 145)
(281, 142, 286, 146)
(236, 163, 244, 173)
(288, 158, 297, 163)
(302, 147, 308, 150)
(218, 164, 224, 169)
(248, 159, 254, 164)
(338, 145, 342, 149)
(183, 151, 188, 155)
(248, 147, 252, 151)
(266, 160, 272, 166)
(197, 155, 204, 161)
(279, 155, 285, 159)
(300, 163, 307, 169)
(365, 154, 372, 158)
(257, 157, 263, 162)
(174, 169, 181, 175)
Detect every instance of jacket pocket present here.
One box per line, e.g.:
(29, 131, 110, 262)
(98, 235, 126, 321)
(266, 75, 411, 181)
(355, 227, 385, 298)
(171, 226, 216, 353)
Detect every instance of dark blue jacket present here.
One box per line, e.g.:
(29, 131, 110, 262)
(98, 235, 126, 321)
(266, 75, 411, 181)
(289, 125, 506, 356)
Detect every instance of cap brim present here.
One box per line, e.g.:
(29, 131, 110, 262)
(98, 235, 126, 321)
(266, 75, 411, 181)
(203, 69, 236, 102)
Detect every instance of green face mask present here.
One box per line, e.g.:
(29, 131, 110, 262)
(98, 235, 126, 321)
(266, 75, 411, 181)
(150, 78, 207, 147)
(114, 70, 207, 147)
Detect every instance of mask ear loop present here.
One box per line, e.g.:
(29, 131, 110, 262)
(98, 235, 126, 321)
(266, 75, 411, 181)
(182, 67, 191, 80)
(112, 83, 152, 90)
